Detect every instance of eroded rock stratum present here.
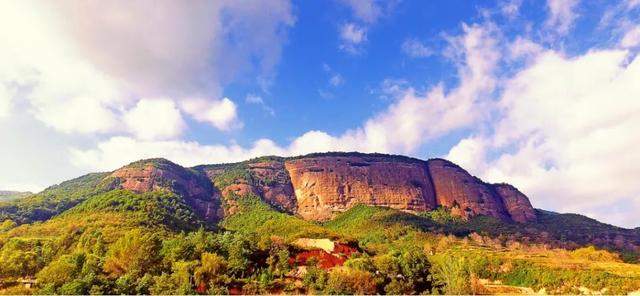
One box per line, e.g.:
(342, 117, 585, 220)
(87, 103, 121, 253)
(107, 153, 537, 223)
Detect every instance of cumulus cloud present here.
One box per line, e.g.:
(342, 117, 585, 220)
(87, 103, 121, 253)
(51, 0, 294, 97)
(401, 39, 433, 58)
(0, 1, 123, 134)
(312, 23, 500, 153)
(0, 0, 294, 191)
(124, 99, 186, 140)
(447, 49, 640, 228)
(0, 0, 294, 134)
(181, 98, 241, 131)
(70, 22, 502, 173)
(545, 0, 580, 35)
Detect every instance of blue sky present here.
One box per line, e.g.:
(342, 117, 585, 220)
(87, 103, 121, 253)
(1, 0, 639, 227)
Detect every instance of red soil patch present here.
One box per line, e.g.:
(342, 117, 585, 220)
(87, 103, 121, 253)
(292, 243, 359, 269)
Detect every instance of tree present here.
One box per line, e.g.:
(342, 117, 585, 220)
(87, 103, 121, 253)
(0, 239, 40, 277)
(267, 244, 291, 277)
(148, 260, 198, 295)
(302, 259, 328, 293)
(103, 229, 161, 278)
(194, 252, 228, 289)
(398, 250, 432, 292)
(430, 254, 471, 294)
(36, 253, 86, 292)
(324, 268, 377, 295)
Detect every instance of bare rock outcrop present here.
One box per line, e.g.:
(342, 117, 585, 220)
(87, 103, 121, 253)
(107, 158, 223, 222)
(106, 153, 538, 224)
(426, 158, 512, 221)
(492, 183, 537, 223)
(247, 161, 297, 213)
(284, 155, 436, 221)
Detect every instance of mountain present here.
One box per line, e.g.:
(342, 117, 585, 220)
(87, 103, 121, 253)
(0, 152, 639, 295)
(191, 152, 536, 223)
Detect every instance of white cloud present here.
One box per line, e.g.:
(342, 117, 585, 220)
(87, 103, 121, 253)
(445, 136, 488, 174)
(70, 137, 287, 172)
(620, 26, 640, 48)
(0, 0, 295, 134)
(401, 39, 433, 58)
(293, 23, 500, 154)
(447, 49, 640, 228)
(34, 97, 119, 134)
(245, 94, 275, 116)
(0, 1, 123, 134)
(329, 74, 345, 86)
(0, 0, 295, 192)
(627, 0, 640, 9)
(322, 64, 344, 87)
(124, 99, 185, 140)
(0, 86, 11, 118)
(71, 22, 502, 172)
(339, 23, 367, 54)
(51, 0, 295, 98)
(339, 0, 382, 24)
(546, 0, 580, 35)
(509, 37, 544, 60)
(319, 23, 500, 153)
(379, 78, 409, 98)
(181, 97, 241, 131)
(500, 0, 522, 19)
(245, 94, 264, 105)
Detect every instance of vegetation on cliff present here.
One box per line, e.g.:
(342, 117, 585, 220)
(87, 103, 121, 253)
(0, 153, 639, 294)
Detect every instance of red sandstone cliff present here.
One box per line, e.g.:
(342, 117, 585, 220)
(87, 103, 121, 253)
(284, 155, 436, 221)
(492, 183, 537, 223)
(107, 159, 223, 222)
(426, 158, 512, 221)
(105, 153, 537, 223)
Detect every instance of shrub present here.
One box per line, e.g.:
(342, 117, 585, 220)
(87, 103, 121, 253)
(323, 268, 377, 295)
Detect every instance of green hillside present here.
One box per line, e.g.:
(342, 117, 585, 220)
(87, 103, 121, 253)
(0, 158, 639, 294)
(0, 173, 110, 224)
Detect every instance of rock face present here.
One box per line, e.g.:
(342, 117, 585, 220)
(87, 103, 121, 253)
(284, 155, 436, 221)
(198, 160, 297, 215)
(106, 153, 537, 224)
(107, 159, 222, 222)
(246, 161, 297, 213)
(427, 159, 512, 221)
(492, 184, 537, 223)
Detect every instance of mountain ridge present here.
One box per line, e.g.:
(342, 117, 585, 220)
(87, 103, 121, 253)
(1, 152, 639, 294)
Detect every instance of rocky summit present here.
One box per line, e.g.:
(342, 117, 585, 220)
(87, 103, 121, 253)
(109, 152, 536, 223)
